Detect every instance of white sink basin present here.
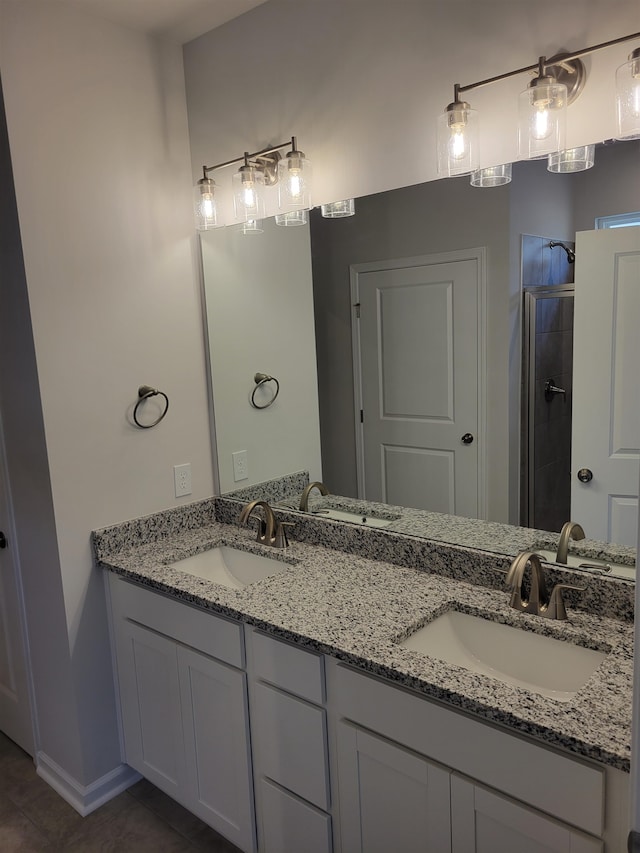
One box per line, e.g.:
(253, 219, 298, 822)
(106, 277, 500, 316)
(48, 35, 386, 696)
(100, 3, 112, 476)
(311, 508, 395, 528)
(170, 545, 290, 590)
(400, 610, 606, 701)
(535, 549, 635, 581)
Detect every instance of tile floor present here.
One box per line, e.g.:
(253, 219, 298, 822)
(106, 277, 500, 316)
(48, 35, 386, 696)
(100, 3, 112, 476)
(0, 731, 242, 851)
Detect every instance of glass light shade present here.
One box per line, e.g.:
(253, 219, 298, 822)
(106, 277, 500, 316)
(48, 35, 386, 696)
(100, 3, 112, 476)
(320, 199, 355, 218)
(470, 163, 512, 187)
(275, 209, 308, 227)
(194, 178, 218, 230)
(615, 50, 640, 140)
(232, 164, 266, 222)
(278, 150, 312, 211)
(547, 145, 595, 173)
(436, 102, 479, 177)
(517, 77, 567, 160)
(240, 218, 263, 235)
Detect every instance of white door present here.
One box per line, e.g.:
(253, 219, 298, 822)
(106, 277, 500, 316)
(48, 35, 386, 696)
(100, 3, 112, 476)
(451, 775, 602, 852)
(352, 251, 485, 517)
(572, 227, 640, 546)
(0, 419, 34, 755)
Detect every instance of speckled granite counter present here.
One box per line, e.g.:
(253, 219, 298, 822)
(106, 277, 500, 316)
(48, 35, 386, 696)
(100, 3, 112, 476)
(94, 501, 634, 773)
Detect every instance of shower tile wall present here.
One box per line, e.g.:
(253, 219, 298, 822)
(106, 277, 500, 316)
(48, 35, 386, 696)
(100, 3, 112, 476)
(533, 295, 574, 532)
(522, 234, 575, 533)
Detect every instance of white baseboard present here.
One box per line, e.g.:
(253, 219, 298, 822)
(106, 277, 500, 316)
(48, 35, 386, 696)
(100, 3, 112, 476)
(36, 751, 141, 816)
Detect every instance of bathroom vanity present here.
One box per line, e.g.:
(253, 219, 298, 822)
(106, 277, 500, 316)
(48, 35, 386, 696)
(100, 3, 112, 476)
(96, 500, 633, 852)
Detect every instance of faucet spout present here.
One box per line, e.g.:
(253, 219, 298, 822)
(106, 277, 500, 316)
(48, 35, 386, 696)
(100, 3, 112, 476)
(299, 481, 329, 512)
(556, 521, 585, 564)
(506, 551, 548, 615)
(238, 500, 276, 543)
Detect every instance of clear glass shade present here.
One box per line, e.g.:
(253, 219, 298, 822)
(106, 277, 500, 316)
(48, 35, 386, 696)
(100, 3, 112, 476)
(616, 53, 640, 140)
(240, 218, 263, 235)
(470, 163, 512, 187)
(321, 199, 355, 218)
(232, 165, 266, 222)
(275, 209, 308, 227)
(194, 180, 218, 230)
(547, 145, 595, 173)
(517, 79, 567, 160)
(437, 103, 479, 177)
(278, 152, 312, 211)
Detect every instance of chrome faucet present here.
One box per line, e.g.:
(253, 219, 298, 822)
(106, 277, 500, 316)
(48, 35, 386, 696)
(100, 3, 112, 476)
(238, 500, 291, 548)
(299, 481, 329, 512)
(556, 521, 585, 564)
(506, 550, 586, 620)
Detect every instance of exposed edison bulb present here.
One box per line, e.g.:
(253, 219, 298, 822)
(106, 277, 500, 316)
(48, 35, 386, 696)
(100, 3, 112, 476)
(194, 178, 218, 230)
(533, 105, 551, 140)
(449, 125, 467, 160)
(278, 142, 312, 211)
(288, 170, 302, 199)
(242, 181, 257, 209)
(437, 100, 478, 177)
(518, 77, 566, 160)
(232, 163, 265, 222)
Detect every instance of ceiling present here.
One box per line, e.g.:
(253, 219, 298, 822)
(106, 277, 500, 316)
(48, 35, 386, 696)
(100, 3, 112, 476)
(58, 0, 267, 44)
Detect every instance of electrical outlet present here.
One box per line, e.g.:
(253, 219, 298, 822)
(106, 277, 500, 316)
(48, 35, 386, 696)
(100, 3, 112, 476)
(174, 463, 192, 497)
(232, 450, 249, 482)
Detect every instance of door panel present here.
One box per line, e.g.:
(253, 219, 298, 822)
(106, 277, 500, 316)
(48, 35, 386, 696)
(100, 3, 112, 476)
(354, 253, 483, 518)
(572, 228, 640, 545)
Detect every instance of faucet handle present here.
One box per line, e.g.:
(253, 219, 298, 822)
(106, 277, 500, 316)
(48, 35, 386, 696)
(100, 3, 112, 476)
(273, 521, 294, 549)
(546, 582, 587, 620)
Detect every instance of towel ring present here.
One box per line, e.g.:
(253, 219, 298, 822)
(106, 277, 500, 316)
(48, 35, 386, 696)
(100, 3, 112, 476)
(133, 385, 169, 428)
(251, 373, 280, 409)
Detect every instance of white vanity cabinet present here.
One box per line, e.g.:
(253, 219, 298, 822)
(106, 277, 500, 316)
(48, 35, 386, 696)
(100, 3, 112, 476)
(330, 662, 623, 853)
(246, 628, 333, 853)
(108, 575, 256, 853)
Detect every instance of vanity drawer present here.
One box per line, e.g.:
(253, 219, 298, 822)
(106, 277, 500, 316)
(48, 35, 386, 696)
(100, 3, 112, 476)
(259, 779, 332, 853)
(252, 681, 330, 810)
(108, 575, 243, 668)
(251, 629, 325, 703)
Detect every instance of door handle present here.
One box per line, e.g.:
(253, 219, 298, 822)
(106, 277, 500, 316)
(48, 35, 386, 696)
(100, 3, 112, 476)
(0, 532, 7, 549)
(577, 468, 593, 483)
(461, 433, 474, 445)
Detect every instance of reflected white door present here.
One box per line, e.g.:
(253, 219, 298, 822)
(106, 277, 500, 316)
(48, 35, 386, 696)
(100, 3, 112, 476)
(572, 227, 640, 546)
(0, 418, 34, 754)
(352, 251, 485, 518)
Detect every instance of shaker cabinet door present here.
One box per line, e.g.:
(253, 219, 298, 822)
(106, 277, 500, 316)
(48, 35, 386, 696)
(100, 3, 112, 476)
(114, 620, 187, 798)
(450, 774, 602, 853)
(178, 646, 256, 853)
(336, 721, 451, 853)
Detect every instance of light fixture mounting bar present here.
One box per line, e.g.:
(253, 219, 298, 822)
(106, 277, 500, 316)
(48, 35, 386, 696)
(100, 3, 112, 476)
(456, 30, 640, 97)
(202, 139, 294, 179)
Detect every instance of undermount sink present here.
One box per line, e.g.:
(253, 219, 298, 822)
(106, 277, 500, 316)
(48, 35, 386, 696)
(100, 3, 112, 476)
(535, 549, 635, 581)
(399, 610, 607, 701)
(169, 545, 291, 590)
(311, 508, 396, 528)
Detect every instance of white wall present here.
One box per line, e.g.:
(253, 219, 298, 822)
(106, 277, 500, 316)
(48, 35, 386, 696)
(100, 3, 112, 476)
(0, 0, 212, 791)
(202, 220, 322, 492)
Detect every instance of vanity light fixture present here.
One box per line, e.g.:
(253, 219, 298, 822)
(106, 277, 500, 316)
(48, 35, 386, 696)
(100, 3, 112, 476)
(194, 136, 312, 232)
(275, 209, 308, 227)
(439, 31, 639, 181)
(547, 145, 595, 173)
(321, 199, 356, 218)
(470, 163, 512, 187)
(616, 46, 640, 139)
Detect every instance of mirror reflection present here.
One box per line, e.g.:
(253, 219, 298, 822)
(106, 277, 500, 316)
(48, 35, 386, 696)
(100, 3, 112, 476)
(201, 140, 640, 570)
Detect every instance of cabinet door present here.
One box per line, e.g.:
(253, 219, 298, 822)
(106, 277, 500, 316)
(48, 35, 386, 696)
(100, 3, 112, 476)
(178, 646, 256, 853)
(114, 620, 187, 798)
(260, 779, 332, 853)
(451, 775, 603, 853)
(336, 721, 451, 853)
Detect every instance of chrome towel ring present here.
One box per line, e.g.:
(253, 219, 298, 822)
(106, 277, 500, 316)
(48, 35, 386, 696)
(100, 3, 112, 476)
(251, 373, 280, 409)
(133, 385, 169, 428)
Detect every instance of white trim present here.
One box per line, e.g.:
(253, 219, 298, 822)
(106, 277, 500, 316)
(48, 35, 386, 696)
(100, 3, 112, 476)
(350, 248, 488, 519)
(36, 750, 141, 816)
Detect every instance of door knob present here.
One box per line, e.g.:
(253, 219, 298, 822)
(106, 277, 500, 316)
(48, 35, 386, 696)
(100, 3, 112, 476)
(0, 532, 7, 549)
(461, 433, 474, 445)
(577, 468, 593, 483)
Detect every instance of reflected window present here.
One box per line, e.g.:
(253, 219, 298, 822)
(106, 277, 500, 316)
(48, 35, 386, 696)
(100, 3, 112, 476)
(595, 211, 640, 229)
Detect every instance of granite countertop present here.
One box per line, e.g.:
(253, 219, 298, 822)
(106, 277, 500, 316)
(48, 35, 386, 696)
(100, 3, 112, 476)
(95, 516, 633, 773)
